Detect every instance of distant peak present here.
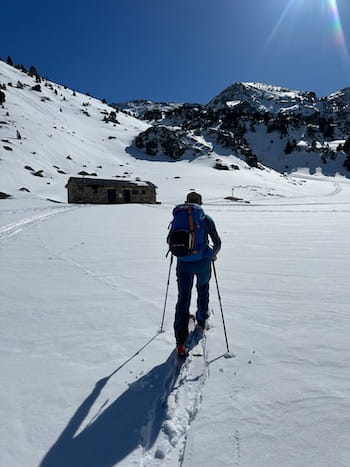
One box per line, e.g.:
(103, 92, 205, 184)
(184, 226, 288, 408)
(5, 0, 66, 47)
(207, 81, 317, 112)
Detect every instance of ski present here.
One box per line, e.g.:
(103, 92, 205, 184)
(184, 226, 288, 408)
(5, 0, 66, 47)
(176, 315, 206, 358)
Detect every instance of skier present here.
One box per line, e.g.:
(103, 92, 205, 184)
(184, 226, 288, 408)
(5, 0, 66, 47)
(168, 192, 221, 356)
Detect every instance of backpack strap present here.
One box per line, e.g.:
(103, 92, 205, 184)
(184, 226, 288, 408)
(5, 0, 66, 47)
(187, 207, 195, 251)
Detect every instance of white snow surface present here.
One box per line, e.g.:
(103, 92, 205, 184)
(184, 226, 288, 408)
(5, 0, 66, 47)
(1, 61, 350, 466)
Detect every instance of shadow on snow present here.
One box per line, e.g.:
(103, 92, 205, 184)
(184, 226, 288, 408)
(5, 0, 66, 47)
(40, 349, 183, 467)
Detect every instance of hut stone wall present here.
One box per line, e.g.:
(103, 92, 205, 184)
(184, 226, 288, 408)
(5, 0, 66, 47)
(67, 177, 157, 204)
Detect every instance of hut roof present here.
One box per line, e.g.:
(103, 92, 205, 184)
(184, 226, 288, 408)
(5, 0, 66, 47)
(67, 177, 155, 188)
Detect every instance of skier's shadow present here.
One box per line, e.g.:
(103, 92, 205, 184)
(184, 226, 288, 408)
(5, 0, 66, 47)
(39, 351, 183, 467)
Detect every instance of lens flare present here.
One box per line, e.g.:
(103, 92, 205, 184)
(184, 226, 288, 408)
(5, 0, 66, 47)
(264, 0, 295, 49)
(326, 0, 349, 63)
(327, 0, 345, 45)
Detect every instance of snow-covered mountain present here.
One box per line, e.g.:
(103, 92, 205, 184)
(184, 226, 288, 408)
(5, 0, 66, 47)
(1, 58, 350, 204)
(0, 60, 304, 202)
(207, 81, 318, 115)
(118, 81, 350, 177)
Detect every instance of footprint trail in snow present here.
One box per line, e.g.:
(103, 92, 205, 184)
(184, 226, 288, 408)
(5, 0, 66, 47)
(140, 327, 209, 466)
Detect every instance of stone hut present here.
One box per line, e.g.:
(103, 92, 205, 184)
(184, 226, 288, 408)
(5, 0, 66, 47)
(67, 177, 157, 204)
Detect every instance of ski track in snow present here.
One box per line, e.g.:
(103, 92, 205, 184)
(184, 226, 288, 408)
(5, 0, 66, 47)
(38, 236, 123, 291)
(328, 181, 342, 196)
(233, 429, 241, 467)
(177, 182, 350, 211)
(0, 206, 74, 244)
(140, 329, 209, 466)
(279, 180, 342, 200)
(37, 232, 160, 308)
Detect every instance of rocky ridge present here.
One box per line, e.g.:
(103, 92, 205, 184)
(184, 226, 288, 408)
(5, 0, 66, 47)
(119, 82, 350, 175)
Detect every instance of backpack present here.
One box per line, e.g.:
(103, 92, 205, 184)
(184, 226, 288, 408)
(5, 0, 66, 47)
(168, 203, 206, 261)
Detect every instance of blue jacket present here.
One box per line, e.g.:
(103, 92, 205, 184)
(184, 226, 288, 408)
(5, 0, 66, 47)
(177, 212, 221, 262)
(202, 214, 221, 259)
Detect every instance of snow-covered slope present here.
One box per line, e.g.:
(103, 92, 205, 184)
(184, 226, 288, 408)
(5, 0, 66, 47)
(0, 61, 150, 201)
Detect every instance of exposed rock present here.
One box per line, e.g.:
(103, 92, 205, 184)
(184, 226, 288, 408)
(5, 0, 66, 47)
(214, 162, 230, 170)
(31, 84, 41, 92)
(103, 111, 119, 124)
(32, 170, 44, 177)
(214, 160, 240, 171)
(245, 153, 259, 168)
(135, 125, 210, 160)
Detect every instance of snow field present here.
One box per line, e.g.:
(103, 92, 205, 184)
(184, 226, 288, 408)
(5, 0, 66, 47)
(1, 186, 350, 466)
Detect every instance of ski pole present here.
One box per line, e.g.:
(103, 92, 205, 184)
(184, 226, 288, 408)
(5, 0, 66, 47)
(160, 254, 174, 332)
(212, 262, 231, 354)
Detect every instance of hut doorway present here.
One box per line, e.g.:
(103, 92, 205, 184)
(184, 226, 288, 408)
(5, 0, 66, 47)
(107, 189, 117, 203)
(123, 189, 131, 203)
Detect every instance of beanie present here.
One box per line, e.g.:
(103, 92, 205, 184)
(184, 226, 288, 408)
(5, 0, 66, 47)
(186, 192, 202, 205)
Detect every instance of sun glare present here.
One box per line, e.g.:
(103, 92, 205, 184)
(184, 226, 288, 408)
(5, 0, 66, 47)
(264, 0, 349, 64)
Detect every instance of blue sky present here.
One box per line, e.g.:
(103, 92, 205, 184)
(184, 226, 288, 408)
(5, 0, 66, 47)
(1, 0, 350, 104)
